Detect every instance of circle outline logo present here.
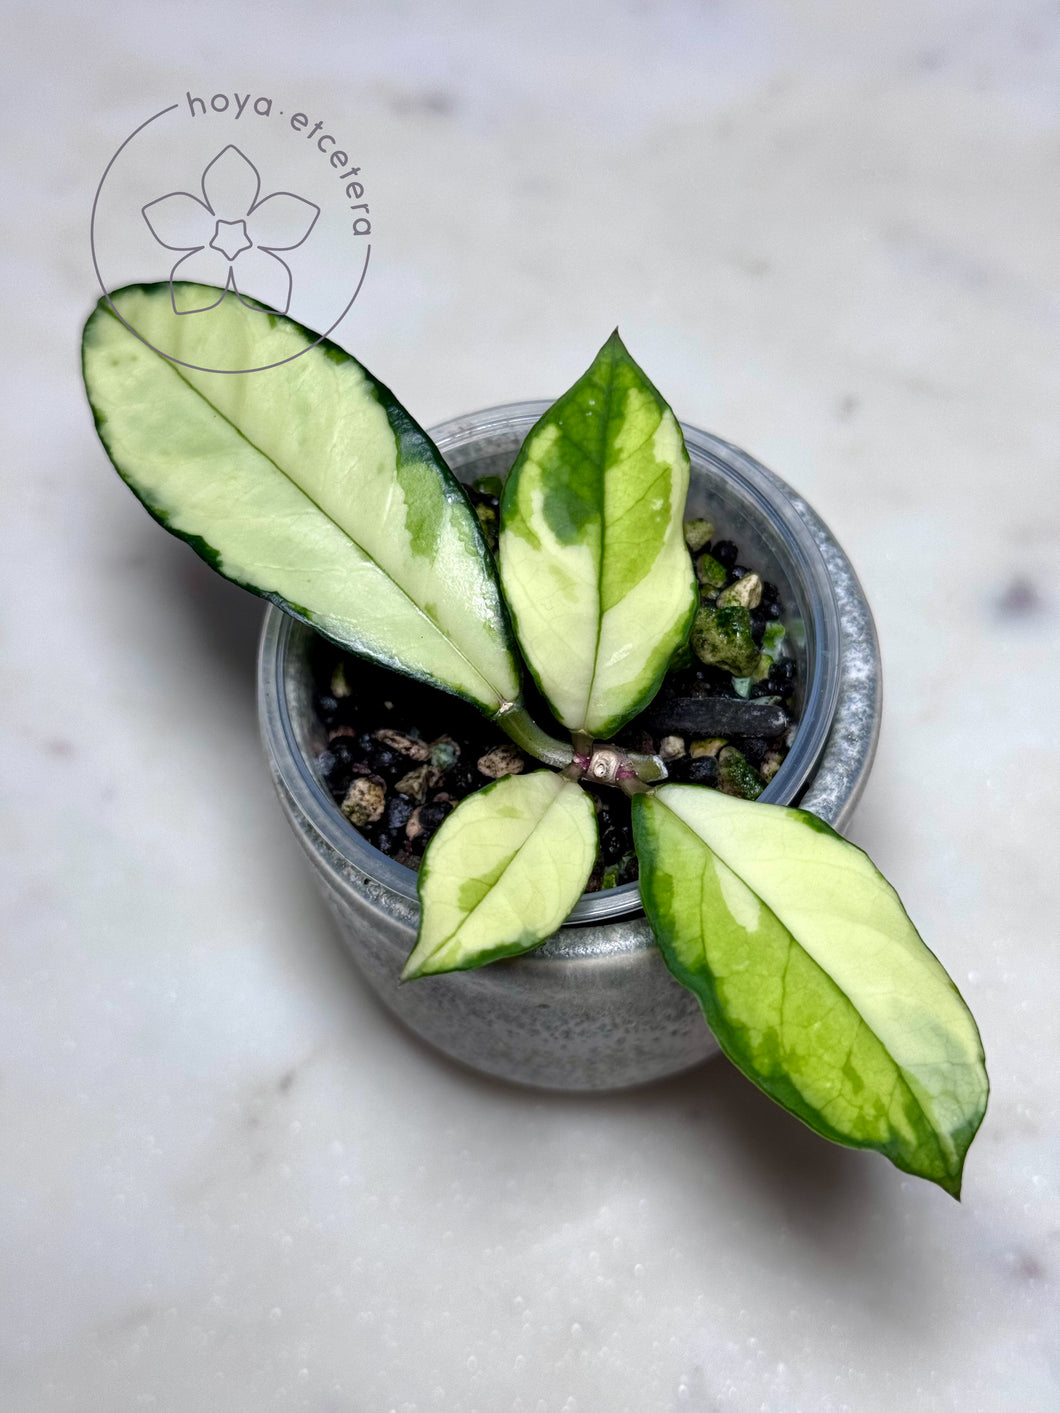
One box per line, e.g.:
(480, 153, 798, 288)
(90, 104, 371, 376)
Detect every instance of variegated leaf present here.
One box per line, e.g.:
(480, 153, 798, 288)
(403, 771, 597, 979)
(633, 785, 988, 1196)
(499, 332, 697, 737)
(82, 283, 521, 714)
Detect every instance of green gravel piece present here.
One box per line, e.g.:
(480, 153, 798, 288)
(472, 475, 504, 498)
(694, 551, 728, 594)
(690, 604, 761, 676)
(718, 746, 765, 800)
(474, 501, 499, 550)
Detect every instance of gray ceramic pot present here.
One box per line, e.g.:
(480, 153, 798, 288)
(257, 403, 881, 1090)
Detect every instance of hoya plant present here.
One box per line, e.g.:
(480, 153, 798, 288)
(82, 283, 988, 1196)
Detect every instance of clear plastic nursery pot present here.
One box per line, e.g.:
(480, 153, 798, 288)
(257, 402, 882, 1090)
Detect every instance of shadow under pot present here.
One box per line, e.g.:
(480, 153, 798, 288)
(257, 402, 881, 1091)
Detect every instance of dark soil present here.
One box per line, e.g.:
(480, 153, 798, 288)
(311, 487, 797, 891)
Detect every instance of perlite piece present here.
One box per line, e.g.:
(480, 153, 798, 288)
(477, 743, 527, 779)
(761, 749, 785, 783)
(690, 737, 727, 759)
(374, 729, 430, 761)
(341, 776, 387, 826)
(394, 763, 437, 801)
(683, 518, 715, 553)
(330, 660, 352, 699)
(718, 572, 763, 610)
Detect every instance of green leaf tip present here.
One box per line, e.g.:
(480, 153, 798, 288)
(498, 330, 696, 737)
(633, 786, 988, 1196)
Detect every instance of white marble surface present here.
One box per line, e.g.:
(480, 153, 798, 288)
(3, 3, 1058, 1409)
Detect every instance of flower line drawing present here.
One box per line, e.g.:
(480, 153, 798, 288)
(142, 145, 319, 317)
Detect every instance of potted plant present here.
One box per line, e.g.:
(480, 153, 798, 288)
(258, 405, 872, 1093)
(82, 283, 988, 1197)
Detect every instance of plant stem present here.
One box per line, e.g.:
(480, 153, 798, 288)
(625, 751, 668, 784)
(494, 701, 575, 770)
(493, 703, 668, 788)
(619, 776, 657, 797)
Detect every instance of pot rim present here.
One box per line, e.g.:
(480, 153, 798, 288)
(258, 402, 878, 928)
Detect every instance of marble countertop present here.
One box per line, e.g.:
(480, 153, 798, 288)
(3, 3, 1057, 1409)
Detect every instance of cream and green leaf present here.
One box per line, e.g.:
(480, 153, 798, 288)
(498, 331, 696, 738)
(404, 771, 597, 979)
(82, 283, 520, 715)
(633, 785, 988, 1196)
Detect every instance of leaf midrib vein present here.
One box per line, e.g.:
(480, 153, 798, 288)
(580, 361, 618, 729)
(661, 803, 951, 1169)
(103, 304, 499, 701)
(426, 785, 581, 962)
